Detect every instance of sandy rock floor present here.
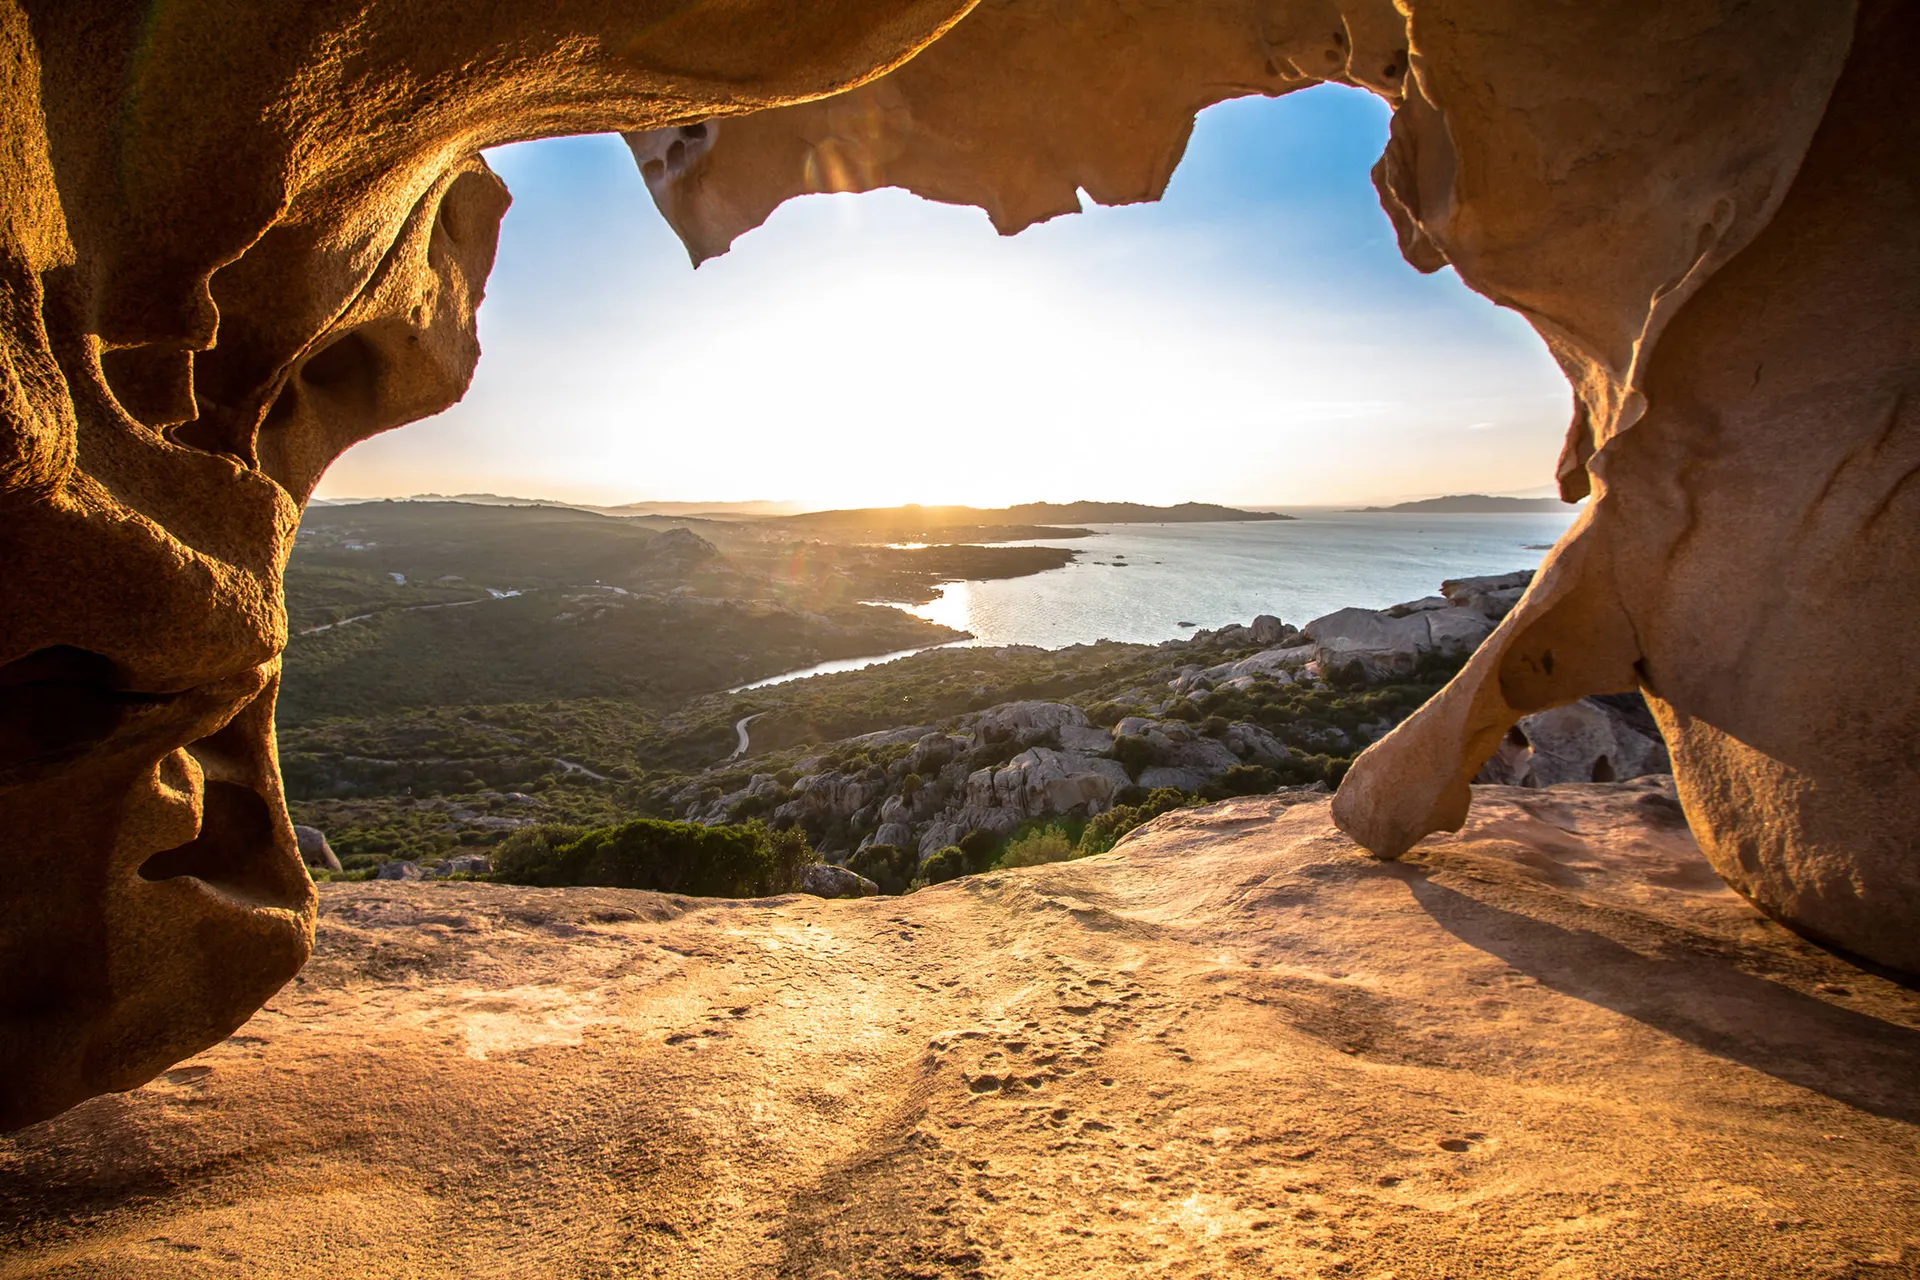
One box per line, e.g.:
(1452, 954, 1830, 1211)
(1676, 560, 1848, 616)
(3, 778, 1916, 1278)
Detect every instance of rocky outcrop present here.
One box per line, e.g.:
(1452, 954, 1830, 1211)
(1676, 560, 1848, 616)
(1, 0, 1913, 1129)
(292, 825, 341, 872)
(775, 771, 880, 828)
(703, 597, 1677, 869)
(4, 784, 1913, 1276)
(970, 746, 1131, 824)
(741, 696, 1307, 859)
(1164, 588, 1508, 690)
(1476, 695, 1671, 788)
(375, 860, 426, 882)
(1249, 614, 1290, 645)
(0, 0, 979, 1130)
(1112, 717, 1247, 789)
(627, 2, 1918, 980)
(1438, 571, 1533, 621)
(797, 863, 878, 898)
(644, 527, 719, 563)
(373, 854, 492, 881)
(1303, 606, 1494, 679)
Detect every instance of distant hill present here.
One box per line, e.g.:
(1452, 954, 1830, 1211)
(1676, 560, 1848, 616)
(604, 499, 808, 518)
(1362, 494, 1571, 513)
(773, 501, 1290, 534)
(315, 493, 811, 519)
(278, 500, 1081, 725)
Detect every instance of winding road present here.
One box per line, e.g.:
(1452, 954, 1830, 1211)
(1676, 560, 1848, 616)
(728, 713, 765, 761)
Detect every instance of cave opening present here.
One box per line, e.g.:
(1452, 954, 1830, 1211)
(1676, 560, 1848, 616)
(313, 84, 1571, 518)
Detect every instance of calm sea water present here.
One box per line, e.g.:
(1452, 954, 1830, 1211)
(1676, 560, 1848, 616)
(905, 510, 1578, 648)
(738, 510, 1578, 689)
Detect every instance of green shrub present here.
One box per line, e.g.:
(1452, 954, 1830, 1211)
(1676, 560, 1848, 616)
(728, 793, 771, 820)
(1078, 788, 1191, 855)
(1321, 659, 1368, 690)
(1200, 715, 1231, 738)
(489, 823, 589, 882)
(1111, 734, 1156, 780)
(848, 842, 918, 895)
(491, 818, 813, 897)
(921, 845, 967, 885)
(1001, 823, 1077, 868)
(956, 827, 999, 873)
(1200, 763, 1279, 800)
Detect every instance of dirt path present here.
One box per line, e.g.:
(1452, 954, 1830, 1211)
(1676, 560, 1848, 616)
(4, 781, 1916, 1277)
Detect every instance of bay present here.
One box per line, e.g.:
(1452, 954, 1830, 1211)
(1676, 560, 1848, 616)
(905, 509, 1580, 648)
(740, 509, 1579, 689)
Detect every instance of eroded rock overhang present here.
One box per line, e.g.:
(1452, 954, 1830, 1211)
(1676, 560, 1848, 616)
(0, 0, 1912, 1134)
(625, 0, 1918, 976)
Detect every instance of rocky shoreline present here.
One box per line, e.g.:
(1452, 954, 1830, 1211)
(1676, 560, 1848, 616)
(661, 570, 1669, 874)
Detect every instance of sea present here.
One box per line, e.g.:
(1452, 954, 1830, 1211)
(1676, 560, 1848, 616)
(735, 509, 1580, 690)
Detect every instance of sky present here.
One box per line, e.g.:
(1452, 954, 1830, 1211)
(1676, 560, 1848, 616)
(315, 85, 1573, 510)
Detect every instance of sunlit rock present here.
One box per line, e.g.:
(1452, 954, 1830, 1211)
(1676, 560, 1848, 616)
(1, 0, 1915, 1135)
(0, 0, 973, 1130)
(627, 0, 1914, 976)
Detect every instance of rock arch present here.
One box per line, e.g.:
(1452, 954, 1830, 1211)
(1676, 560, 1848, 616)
(0, 0, 1911, 1129)
(622, 0, 1916, 981)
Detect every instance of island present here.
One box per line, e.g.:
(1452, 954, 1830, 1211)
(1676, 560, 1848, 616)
(1360, 493, 1572, 513)
(763, 500, 1293, 542)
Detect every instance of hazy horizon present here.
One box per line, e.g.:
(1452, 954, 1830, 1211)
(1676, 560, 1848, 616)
(315, 85, 1571, 510)
(311, 486, 1570, 514)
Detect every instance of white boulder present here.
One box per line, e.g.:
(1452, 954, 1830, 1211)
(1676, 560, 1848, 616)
(868, 822, 916, 849)
(798, 864, 878, 898)
(1476, 697, 1671, 787)
(963, 701, 1089, 744)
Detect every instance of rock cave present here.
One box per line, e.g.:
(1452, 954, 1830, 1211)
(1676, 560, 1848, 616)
(0, 0, 1913, 1274)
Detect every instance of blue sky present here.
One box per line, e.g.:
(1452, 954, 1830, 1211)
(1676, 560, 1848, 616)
(316, 85, 1571, 509)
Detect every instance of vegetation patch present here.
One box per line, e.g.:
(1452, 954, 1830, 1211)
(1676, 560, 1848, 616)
(489, 817, 814, 897)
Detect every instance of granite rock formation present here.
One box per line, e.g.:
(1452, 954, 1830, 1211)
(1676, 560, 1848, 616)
(628, 0, 1917, 974)
(0, 0, 974, 1131)
(291, 825, 342, 873)
(3, 785, 1914, 1276)
(1, 0, 1915, 1132)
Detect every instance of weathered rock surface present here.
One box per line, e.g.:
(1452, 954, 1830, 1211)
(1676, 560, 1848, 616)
(1303, 606, 1494, 679)
(797, 862, 878, 898)
(1, 0, 1914, 1128)
(0, 0, 976, 1129)
(291, 825, 341, 872)
(1336, 1, 1920, 978)
(4, 783, 1914, 1276)
(1476, 696, 1672, 788)
(958, 746, 1131, 832)
(629, 0, 1918, 979)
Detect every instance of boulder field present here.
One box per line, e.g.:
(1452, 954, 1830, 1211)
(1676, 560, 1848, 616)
(4, 781, 1913, 1278)
(672, 575, 1670, 867)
